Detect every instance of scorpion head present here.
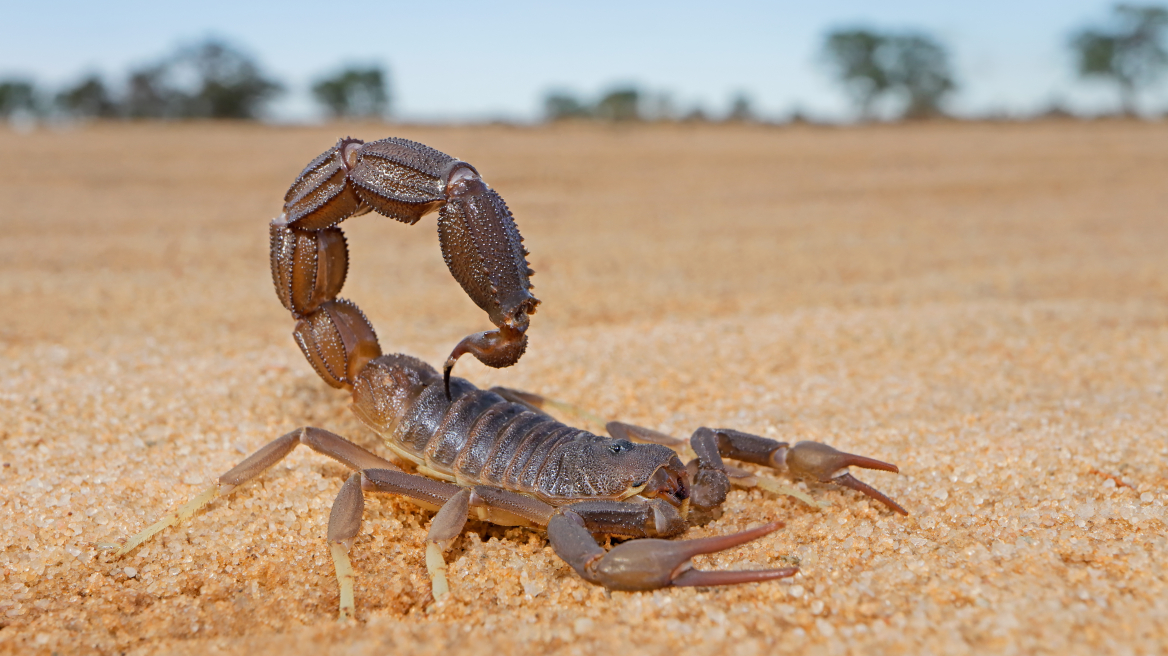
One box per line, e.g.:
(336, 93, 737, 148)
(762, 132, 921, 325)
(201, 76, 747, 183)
(555, 438, 689, 508)
(638, 453, 690, 508)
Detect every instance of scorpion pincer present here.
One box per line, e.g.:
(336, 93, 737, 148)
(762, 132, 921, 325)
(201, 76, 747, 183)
(111, 137, 908, 620)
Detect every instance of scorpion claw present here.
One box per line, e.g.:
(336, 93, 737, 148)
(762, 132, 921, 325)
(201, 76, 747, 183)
(785, 442, 907, 515)
(589, 522, 797, 591)
(670, 565, 800, 588)
(831, 472, 909, 515)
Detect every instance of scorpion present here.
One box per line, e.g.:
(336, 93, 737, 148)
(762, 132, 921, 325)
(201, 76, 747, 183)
(111, 136, 908, 620)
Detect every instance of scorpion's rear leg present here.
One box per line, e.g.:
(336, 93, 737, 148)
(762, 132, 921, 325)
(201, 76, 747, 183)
(547, 500, 797, 590)
(109, 427, 400, 559)
(687, 427, 908, 515)
(109, 427, 404, 620)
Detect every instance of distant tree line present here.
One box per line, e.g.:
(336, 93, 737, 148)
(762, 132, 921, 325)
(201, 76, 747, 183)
(545, 87, 642, 121)
(3, 4, 1166, 124)
(0, 39, 391, 121)
(544, 87, 759, 123)
(817, 3, 1167, 121)
(543, 2, 1168, 124)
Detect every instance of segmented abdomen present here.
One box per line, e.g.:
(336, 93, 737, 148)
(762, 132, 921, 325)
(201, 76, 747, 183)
(350, 354, 600, 504)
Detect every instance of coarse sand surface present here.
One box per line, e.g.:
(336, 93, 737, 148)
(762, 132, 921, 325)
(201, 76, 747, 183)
(0, 120, 1165, 655)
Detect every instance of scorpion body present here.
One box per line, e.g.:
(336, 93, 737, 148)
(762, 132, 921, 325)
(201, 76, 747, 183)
(114, 137, 908, 620)
(351, 354, 687, 511)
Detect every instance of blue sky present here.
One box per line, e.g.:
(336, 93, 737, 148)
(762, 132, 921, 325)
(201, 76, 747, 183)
(3, 0, 1164, 121)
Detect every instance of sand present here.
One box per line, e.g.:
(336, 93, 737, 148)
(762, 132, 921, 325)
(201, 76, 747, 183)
(0, 119, 1165, 655)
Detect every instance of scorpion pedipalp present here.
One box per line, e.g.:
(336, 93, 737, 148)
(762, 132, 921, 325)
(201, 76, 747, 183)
(679, 427, 908, 516)
(783, 441, 908, 515)
(548, 511, 796, 591)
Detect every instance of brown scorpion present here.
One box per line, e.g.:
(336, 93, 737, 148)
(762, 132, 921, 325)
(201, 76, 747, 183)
(111, 137, 907, 620)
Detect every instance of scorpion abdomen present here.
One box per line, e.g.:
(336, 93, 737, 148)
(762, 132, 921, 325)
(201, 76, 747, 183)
(425, 389, 509, 469)
(351, 355, 675, 504)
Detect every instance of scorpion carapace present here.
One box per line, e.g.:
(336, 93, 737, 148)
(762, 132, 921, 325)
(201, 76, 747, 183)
(275, 136, 539, 395)
(112, 137, 908, 621)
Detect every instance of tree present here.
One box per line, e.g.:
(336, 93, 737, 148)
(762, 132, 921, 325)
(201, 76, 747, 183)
(312, 66, 390, 119)
(822, 28, 956, 120)
(0, 79, 38, 117)
(175, 40, 282, 118)
(123, 64, 181, 118)
(1071, 4, 1168, 115)
(822, 30, 890, 120)
(642, 91, 677, 121)
(886, 34, 956, 119)
(123, 39, 282, 119)
(594, 87, 640, 121)
(726, 93, 755, 122)
(55, 75, 118, 118)
(544, 91, 591, 120)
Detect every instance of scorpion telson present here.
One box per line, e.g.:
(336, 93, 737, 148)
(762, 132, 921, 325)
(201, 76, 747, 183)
(111, 137, 908, 621)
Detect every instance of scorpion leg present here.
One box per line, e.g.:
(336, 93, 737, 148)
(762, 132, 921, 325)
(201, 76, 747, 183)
(328, 473, 364, 620)
(415, 485, 556, 600)
(689, 427, 908, 515)
(110, 427, 400, 559)
(111, 427, 410, 620)
(606, 421, 689, 447)
(547, 499, 797, 591)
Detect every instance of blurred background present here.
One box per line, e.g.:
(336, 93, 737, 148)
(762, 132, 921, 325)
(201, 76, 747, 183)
(2, 0, 1167, 126)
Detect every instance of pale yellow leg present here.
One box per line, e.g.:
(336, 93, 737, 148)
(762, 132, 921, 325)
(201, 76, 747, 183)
(103, 428, 398, 622)
(423, 488, 471, 601)
(734, 473, 830, 510)
(425, 541, 451, 599)
(107, 484, 220, 557)
(329, 542, 356, 621)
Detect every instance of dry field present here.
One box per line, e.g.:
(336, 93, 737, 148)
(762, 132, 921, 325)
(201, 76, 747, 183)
(0, 120, 1165, 655)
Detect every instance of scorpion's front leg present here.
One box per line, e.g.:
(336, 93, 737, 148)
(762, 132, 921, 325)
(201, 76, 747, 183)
(687, 428, 908, 515)
(547, 500, 797, 591)
(362, 480, 555, 601)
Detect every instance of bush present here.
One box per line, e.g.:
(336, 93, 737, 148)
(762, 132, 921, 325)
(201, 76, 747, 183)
(312, 66, 390, 119)
(55, 75, 118, 118)
(0, 79, 38, 117)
